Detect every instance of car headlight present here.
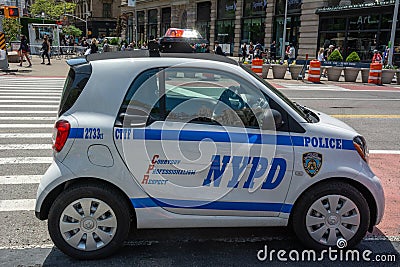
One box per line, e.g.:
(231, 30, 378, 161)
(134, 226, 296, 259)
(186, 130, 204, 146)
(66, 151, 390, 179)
(353, 136, 369, 163)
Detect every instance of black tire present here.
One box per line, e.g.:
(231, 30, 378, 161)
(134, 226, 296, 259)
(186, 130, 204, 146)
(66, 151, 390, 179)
(292, 182, 370, 250)
(48, 183, 132, 260)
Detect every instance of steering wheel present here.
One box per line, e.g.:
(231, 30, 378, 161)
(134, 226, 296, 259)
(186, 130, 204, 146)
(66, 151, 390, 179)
(218, 87, 245, 110)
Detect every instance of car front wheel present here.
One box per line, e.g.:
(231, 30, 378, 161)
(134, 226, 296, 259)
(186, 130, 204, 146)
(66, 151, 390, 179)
(292, 182, 370, 249)
(48, 183, 132, 259)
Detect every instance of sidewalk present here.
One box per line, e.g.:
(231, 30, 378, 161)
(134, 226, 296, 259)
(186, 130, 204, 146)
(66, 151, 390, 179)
(2, 55, 400, 91)
(0, 54, 69, 78)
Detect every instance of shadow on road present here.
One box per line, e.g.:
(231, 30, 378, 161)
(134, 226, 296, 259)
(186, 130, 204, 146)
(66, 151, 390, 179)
(39, 227, 398, 266)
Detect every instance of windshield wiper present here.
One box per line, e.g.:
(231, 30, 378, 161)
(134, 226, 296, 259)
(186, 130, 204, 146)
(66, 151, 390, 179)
(293, 102, 313, 122)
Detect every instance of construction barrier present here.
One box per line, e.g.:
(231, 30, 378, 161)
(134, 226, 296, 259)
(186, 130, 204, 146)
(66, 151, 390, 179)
(251, 58, 263, 77)
(0, 32, 9, 70)
(368, 62, 382, 85)
(307, 59, 321, 83)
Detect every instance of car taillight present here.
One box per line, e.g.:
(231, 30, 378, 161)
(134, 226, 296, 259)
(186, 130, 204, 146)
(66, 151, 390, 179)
(52, 120, 70, 152)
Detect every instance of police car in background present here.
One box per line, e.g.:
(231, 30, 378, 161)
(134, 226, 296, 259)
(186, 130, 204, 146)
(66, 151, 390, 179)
(158, 28, 209, 53)
(35, 51, 384, 259)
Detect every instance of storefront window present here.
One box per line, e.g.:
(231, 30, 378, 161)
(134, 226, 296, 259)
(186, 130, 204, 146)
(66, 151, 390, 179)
(161, 8, 171, 35)
(148, 9, 158, 39)
(243, 0, 267, 17)
(197, 2, 211, 41)
(346, 32, 377, 61)
(217, 0, 236, 19)
(274, 15, 300, 57)
(137, 11, 145, 43)
(216, 19, 234, 54)
(348, 15, 379, 31)
(242, 17, 265, 45)
(276, 0, 302, 15)
(320, 18, 346, 31)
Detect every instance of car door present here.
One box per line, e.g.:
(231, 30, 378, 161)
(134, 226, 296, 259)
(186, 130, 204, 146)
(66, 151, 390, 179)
(113, 65, 294, 217)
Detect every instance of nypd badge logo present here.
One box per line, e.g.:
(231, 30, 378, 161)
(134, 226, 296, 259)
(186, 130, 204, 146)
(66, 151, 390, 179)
(303, 152, 322, 177)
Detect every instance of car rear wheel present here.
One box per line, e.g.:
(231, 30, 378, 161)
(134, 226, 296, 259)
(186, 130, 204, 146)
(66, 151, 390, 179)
(48, 183, 131, 259)
(292, 182, 370, 249)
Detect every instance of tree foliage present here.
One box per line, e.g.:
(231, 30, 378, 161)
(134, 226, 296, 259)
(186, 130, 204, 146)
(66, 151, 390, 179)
(1, 18, 22, 42)
(30, 0, 76, 20)
(62, 25, 82, 37)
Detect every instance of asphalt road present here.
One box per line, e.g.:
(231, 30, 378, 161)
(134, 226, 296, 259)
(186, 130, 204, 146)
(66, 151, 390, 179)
(0, 77, 399, 266)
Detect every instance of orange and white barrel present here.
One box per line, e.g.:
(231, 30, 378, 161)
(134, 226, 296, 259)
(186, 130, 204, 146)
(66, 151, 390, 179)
(251, 58, 263, 77)
(307, 60, 321, 83)
(368, 63, 382, 85)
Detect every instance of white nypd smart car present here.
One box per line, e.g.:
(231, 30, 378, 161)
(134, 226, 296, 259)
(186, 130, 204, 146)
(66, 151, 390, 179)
(35, 51, 385, 259)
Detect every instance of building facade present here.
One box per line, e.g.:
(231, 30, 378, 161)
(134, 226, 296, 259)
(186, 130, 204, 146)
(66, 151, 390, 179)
(72, 0, 120, 38)
(120, 0, 399, 62)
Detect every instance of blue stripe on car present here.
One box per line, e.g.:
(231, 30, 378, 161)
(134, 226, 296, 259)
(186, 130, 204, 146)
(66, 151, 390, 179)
(131, 197, 293, 213)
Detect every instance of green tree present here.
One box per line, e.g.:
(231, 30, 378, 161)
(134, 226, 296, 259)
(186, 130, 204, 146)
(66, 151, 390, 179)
(1, 18, 22, 42)
(62, 25, 82, 37)
(30, 0, 76, 20)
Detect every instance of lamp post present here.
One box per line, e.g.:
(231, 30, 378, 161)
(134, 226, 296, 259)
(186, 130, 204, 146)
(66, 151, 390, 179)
(280, 0, 289, 62)
(388, 0, 399, 66)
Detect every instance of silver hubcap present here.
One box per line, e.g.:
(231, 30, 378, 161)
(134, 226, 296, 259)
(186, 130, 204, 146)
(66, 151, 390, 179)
(306, 195, 360, 246)
(59, 198, 117, 251)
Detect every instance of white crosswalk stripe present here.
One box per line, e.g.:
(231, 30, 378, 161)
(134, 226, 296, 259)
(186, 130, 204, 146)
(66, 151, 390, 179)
(0, 78, 62, 216)
(278, 82, 349, 91)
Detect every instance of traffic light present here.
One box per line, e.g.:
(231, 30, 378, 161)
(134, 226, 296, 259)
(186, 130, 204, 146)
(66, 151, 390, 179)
(0, 7, 5, 16)
(4, 6, 19, 18)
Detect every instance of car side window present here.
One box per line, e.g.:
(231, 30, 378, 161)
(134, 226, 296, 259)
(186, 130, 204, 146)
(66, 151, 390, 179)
(118, 67, 291, 131)
(161, 68, 267, 128)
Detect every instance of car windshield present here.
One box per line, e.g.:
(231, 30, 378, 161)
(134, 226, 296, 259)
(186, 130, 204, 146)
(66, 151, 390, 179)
(240, 63, 310, 122)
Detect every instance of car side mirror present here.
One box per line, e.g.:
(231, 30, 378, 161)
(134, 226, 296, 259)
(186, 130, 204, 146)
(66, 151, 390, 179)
(262, 109, 284, 130)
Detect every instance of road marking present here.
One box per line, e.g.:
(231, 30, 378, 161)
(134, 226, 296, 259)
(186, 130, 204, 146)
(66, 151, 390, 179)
(0, 175, 41, 184)
(0, 100, 59, 103)
(292, 98, 400, 101)
(0, 144, 51, 150)
(0, 199, 36, 212)
(0, 117, 56, 121)
(332, 114, 400, 119)
(0, 244, 54, 250)
(0, 105, 59, 108)
(0, 96, 60, 99)
(0, 111, 57, 114)
(0, 92, 61, 95)
(0, 157, 52, 164)
(370, 150, 400, 155)
(0, 133, 52, 138)
(0, 90, 61, 93)
(0, 124, 53, 128)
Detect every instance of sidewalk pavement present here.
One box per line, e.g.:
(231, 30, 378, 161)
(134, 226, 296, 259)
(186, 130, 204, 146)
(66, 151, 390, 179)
(0, 54, 70, 78)
(2, 54, 400, 91)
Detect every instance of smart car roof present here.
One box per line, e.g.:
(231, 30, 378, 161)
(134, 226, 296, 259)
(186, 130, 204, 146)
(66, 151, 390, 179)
(68, 50, 239, 66)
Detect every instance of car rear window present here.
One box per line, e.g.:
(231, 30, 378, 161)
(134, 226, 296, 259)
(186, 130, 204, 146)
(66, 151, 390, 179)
(58, 63, 92, 116)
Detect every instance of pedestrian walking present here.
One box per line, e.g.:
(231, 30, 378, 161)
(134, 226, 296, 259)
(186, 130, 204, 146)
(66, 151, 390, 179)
(90, 38, 98, 54)
(41, 35, 51, 65)
(372, 49, 382, 63)
(102, 39, 111, 52)
(214, 41, 225, 56)
(270, 40, 276, 61)
(318, 47, 327, 77)
(248, 42, 254, 60)
(18, 35, 32, 67)
(287, 43, 296, 64)
(241, 43, 247, 62)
